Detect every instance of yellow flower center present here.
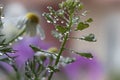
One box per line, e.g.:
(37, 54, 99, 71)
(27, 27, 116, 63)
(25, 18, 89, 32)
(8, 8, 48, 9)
(26, 13, 39, 23)
(47, 47, 58, 53)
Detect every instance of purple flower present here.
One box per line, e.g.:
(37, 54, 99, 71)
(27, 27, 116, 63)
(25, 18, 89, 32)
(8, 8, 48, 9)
(63, 56, 103, 80)
(0, 36, 51, 73)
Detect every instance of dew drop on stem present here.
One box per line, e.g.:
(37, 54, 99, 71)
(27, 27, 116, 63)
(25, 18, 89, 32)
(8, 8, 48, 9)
(18, 36, 23, 40)
(61, 21, 64, 24)
(47, 20, 51, 23)
(0, 52, 3, 56)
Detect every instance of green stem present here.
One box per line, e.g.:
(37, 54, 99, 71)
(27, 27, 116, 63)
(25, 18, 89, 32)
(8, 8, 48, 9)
(48, 14, 73, 80)
(48, 33, 69, 80)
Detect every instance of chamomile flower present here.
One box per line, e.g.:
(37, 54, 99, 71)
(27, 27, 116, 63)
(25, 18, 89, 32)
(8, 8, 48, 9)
(1, 3, 45, 43)
(18, 12, 45, 40)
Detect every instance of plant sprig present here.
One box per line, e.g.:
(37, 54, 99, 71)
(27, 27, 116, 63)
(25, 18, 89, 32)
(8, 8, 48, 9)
(41, 0, 96, 79)
(0, 0, 96, 80)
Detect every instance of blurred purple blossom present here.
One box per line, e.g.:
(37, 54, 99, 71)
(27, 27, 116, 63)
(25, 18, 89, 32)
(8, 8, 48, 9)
(0, 36, 51, 73)
(63, 56, 103, 80)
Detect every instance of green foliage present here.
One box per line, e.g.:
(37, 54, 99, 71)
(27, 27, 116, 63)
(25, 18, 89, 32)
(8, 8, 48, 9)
(81, 33, 96, 42)
(0, 0, 96, 80)
(29, 45, 41, 52)
(43, 0, 95, 79)
(55, 25, 68, 34)
(77, 52, 93, 59)
(86, 18, 93, 23)
(76, 22, 89, 31)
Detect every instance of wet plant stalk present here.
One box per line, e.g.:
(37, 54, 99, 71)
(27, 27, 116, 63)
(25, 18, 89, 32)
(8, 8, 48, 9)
(48, 14, 73, 80)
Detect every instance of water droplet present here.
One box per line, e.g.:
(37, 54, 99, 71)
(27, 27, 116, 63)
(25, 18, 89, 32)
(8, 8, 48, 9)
(71, 50, 74, 53)
(47, 20, 51, 23)
(76, 38, 80, 40)
(18, 37, 23, 40)
(42, 13, 45, 16)
(66, 31, 69, 34)
(46, 68, 53, 73)
(59, 39, 63, 42)
(26, 61, 29, 65)
(9, 43, 12, 46)
(78, 4, 81, 7)
(50, 12, 53, 15)
(56, 18, 59, 21)
(41, 77, 46, 80)
(53, 20, 57, 24)
(15, 39, 18, 42)
(0, 52, 3, 56)
(82, 11, 87, 16)
(47, 6, 52, 10)
(61, 21, 64, 24)
(54, 16, 57, 19)
(59, 33, 62, 37)
(89, 58, 93, 60)
(0, 6, 3, 10)
(8, 58, 12, 61)
(66, 23, 69, 27)
(0, 7, 3, 9)
(56, 29, 58, 31)
(1, 16, 4, 19)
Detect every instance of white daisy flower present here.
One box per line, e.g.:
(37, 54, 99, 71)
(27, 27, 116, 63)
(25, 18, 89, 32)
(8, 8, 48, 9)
(18, 12, 45, 40)
(1, 3, 45, 43)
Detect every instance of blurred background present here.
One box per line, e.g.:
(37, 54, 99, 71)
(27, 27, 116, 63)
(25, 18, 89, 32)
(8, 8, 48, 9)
(1, 0, 120, 80)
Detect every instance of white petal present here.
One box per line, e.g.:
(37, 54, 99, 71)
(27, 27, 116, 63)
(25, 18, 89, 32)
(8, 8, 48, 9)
(26, 22, 37, 36)
(37, 25, 45, 40)
(3, 3, 27, 25)
(16, 18, 27, 29)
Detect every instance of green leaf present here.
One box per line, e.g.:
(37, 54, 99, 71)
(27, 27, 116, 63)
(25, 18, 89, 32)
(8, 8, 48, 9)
(44, 14, 53, 23)
(0, 56, 18, 63)
(86, 18, 93, 23)
(0, 47, 14, 53)
(56, 25, 68, 34)
(0, 57, 10, 62)
(78, 3, 84, 10)
(77, 52, 93, 58)
(76, 22, 89, 31)
(81, 34, 96, 42)
(57, 9, 64, 17)
(29, 45, 41, 52)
